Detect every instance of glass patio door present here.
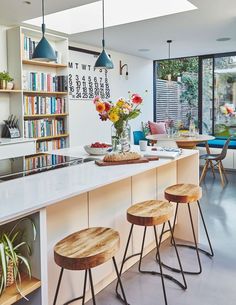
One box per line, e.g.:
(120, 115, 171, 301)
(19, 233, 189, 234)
(214, 55, 236, 137)
(200, 53, 236, 137)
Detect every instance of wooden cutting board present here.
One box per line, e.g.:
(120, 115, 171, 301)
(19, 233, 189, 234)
(95, 156, 159, 166)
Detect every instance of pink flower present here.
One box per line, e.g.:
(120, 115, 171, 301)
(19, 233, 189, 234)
(131, 94, 143, 104)
(93, 96, 102, 104)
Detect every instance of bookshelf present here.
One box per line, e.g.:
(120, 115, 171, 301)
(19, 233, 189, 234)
(24, 113, 69, 119)
(35, 133, 69, 141)
(22, 59, 67, 68)
(7, 27, 69, 153)
(0, 89, 22, 93)
(23, 90, 67, 96)
(0, 275, 41, 305)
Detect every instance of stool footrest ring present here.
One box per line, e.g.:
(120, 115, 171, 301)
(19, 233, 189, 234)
(63, 295, 84, 305)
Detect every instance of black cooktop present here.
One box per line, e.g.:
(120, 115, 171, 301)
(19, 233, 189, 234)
(0, 153, 84, 182)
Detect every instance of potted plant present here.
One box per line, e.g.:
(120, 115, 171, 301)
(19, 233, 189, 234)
(0, 217, 36, 298)
(0, 71, 14, 90)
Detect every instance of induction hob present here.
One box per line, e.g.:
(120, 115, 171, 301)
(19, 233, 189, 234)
(0, 153, 85, 182)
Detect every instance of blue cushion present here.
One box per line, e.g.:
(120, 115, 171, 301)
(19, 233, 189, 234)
(133, 131, 146, 145)
(197, 138, 236, 149)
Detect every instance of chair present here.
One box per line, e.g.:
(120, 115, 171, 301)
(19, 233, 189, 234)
(53, 227, 128, 305)
(133, 130, 146, 145)
(116, 200, 187, 305)
(200, 136, 232, 186)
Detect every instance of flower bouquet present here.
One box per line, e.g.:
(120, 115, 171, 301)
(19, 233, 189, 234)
(94, 93, 143, 152)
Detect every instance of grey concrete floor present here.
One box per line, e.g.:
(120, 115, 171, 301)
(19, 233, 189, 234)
(86, 170, 236, 305)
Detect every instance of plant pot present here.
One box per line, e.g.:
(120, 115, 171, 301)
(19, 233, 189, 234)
(0, 80, 7, 90)
(0, 259, 17, 287)
(7, 82, 14, 90)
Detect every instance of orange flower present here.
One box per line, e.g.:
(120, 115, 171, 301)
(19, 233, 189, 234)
(96, 102, 105, 113)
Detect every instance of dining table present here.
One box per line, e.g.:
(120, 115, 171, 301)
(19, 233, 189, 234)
(146, 133, 215, 152)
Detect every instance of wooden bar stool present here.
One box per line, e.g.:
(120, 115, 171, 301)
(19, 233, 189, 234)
(116, 200, 187, 305)
(53, 227, 128, 305)
(160, 183, 214, 275)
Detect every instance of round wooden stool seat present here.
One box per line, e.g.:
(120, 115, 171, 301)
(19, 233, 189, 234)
(54, 227, 120, 271)
(127, 200, 174, 226)
(164, 184, 202, 203)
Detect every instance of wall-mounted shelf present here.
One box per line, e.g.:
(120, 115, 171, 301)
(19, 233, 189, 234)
(22, 59, 67, 68)
(24, 113, 69, 119)
(35, 133, 69, 141)
(0, 274, 41, 305)
(0, 89, 22, 93)
(23, 91, 68, 96)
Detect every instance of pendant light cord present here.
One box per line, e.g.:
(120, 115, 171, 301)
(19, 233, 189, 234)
(102, 0, 105, 49)
(42, 0, 45, 35)
(168, 42, 170, 59)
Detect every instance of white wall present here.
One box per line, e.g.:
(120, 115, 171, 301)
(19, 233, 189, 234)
(68, 42, 153, 146)
(0, 25, 10, 133)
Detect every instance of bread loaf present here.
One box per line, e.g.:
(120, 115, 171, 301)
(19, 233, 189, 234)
(103, 151, 141, 162)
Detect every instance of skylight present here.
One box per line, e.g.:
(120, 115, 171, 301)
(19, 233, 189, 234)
(24, 0, 197, 35)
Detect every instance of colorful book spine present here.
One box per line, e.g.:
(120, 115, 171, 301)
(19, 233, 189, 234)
(24, 96, 66, 115)
(24, 119, 65, 138)
(22, 72, 68, 92)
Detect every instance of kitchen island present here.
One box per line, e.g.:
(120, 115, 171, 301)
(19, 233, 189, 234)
(0, 146, 199, 305)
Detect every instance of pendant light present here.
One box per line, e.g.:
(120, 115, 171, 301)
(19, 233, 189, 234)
(167, 40, 172, 82)
(32, 0, 57, 62)
(94, 0, 114, 69)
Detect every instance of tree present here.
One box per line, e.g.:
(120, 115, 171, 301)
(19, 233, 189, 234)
(157, 57, 198, 81)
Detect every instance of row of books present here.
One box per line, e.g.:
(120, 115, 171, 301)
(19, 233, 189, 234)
(25, 154, 67, 171)
(22, 34, 62, 63)
(24, 96, 67, 115)
(24, 119, 65, 138)
(36, 138, 67, 152)
(23, 72, 68, 92)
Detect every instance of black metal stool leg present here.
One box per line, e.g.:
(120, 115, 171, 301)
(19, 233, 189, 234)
(187, 203, 202, 274)
(116, 224, 134, 297)
(53, 268, 64, 305)
(154, 222, 187, 289)
(88, 269, 96, 305)
(113, 257, 129, 305)
(63, 270, 88, 305)
(197, 200, 214, 257)
(138, 226, 147, 272)
(154, 226, 168, 305)
(82, 270, 88, 305)
(158, 203, 202, 275)
(158, 203, 179, 245)
(167, 221, 187, 290)
(170, 203, 179, 245)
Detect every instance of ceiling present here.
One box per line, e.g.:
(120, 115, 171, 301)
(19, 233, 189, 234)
(1, 0, 236, 60)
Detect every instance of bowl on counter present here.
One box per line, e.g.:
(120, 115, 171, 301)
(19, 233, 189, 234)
(84, 144, 111, 155)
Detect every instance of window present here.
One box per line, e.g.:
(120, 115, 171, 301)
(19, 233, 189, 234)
(154, 57, 199, 128)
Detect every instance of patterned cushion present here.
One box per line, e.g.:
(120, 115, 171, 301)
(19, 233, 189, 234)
(148, 121, 167, 135)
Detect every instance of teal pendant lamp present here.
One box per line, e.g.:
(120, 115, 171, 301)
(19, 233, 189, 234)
(94, 0, 114, 69)
(32, 0, 57, 62)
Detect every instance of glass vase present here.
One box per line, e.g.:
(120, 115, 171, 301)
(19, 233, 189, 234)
(111, 121, 131, 153)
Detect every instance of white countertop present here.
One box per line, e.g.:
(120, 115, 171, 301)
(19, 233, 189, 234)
(0, 146, 198, 224)
(0, 137, 36, 145)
